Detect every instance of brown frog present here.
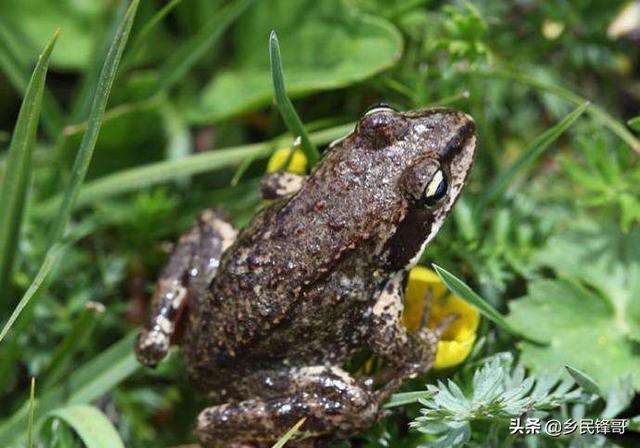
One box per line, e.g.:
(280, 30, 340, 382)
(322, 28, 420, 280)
(135, 106, 476, 447)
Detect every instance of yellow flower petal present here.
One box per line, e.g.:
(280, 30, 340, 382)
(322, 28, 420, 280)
(402, 265, 480, 369)
(403, 266, 447, 332)
(434, 334, 477, 370)
(266, 148, 308, 174)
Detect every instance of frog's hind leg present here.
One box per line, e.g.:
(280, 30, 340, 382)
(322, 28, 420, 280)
(135, 209, 237, 367)
(194, 366, 378, 447)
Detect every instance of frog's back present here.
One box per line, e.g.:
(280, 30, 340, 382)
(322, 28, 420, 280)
(185, 137, 408, 371)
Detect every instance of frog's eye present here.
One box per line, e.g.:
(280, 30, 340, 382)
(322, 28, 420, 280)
(424, 169, 448, 207)
(364, 103, 396, 116)
(401, 160, 447, 206)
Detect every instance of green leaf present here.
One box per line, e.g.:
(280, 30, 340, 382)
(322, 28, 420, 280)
(272, 418, 306, 448)
(628, 116, 640, 132)
(189, 0, 402, 122)
(46, 405, 124, 448)
(155, 0, 256, 93)
(565, 366, 601, 396)
(482, 102, 588, 204)
(384, 391, 434, 408)
(0, 1, 106, 70)
(432, 264, 542, 343)
(602, 375, 634, 418)
(0, 333, 139, 446)
(629, 415, 640, 432)
(507, 220, 640, 390)
(269, 31, 319, 166)
(0, 30, 58, 296)
(410, 353, 579, 448)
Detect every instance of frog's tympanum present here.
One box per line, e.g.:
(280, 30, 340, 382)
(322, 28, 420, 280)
(135, 106, 476, 447)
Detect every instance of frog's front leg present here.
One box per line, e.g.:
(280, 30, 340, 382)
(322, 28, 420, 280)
(195, 366, 378, 447)
(260, 171, 306, 200)
(135, 209, 237, 366)
(367, 271, 451, 401)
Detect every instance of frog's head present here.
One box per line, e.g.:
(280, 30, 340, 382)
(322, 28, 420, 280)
(356, 106, 476, 271)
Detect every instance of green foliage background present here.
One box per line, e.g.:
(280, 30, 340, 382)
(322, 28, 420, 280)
(0, 0, 639, 446)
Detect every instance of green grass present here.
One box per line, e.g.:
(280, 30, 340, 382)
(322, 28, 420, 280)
(0, 0, 639, 447)
(0, 30, 58, 299)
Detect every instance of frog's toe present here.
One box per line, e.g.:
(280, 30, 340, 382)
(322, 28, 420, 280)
(135, 329, 169, 367)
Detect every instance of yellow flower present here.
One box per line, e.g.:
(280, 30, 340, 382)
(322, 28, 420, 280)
(403, 266, 480, 370)
(266, 148, 308, 174)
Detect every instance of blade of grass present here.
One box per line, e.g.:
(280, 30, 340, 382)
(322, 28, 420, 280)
(37, 122, 354, 214)
(160, 100, 191, 187)
(269, 31, 320, 166)
(63, 95, 164, 138)
(41, 302, 105, 390)
(121, 0, 184, 71)
(46, 1, 129, 199)
(0, 0, 140, 347)
(432, 264, 545, 344)
(155, 0, 255, 93)
(0, 332, 139, 446)
(47, 405, 125, 448)
(48, 0, 140, 244)
(68, 0, 129, 124)
(27, 377, 35, 448)
(230, 153, 258, 186)
(0, 21, 64, 138)
(47, 142, 272, 214)
(0, 221, 98, 386)
(0, 243, 65, 344)
(481, 102, 589, 205)
(0, 30, 59, 297)
(628, 116, 640, 132)
(272, 418, 306, 448)
(483, 67, 640, 154)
